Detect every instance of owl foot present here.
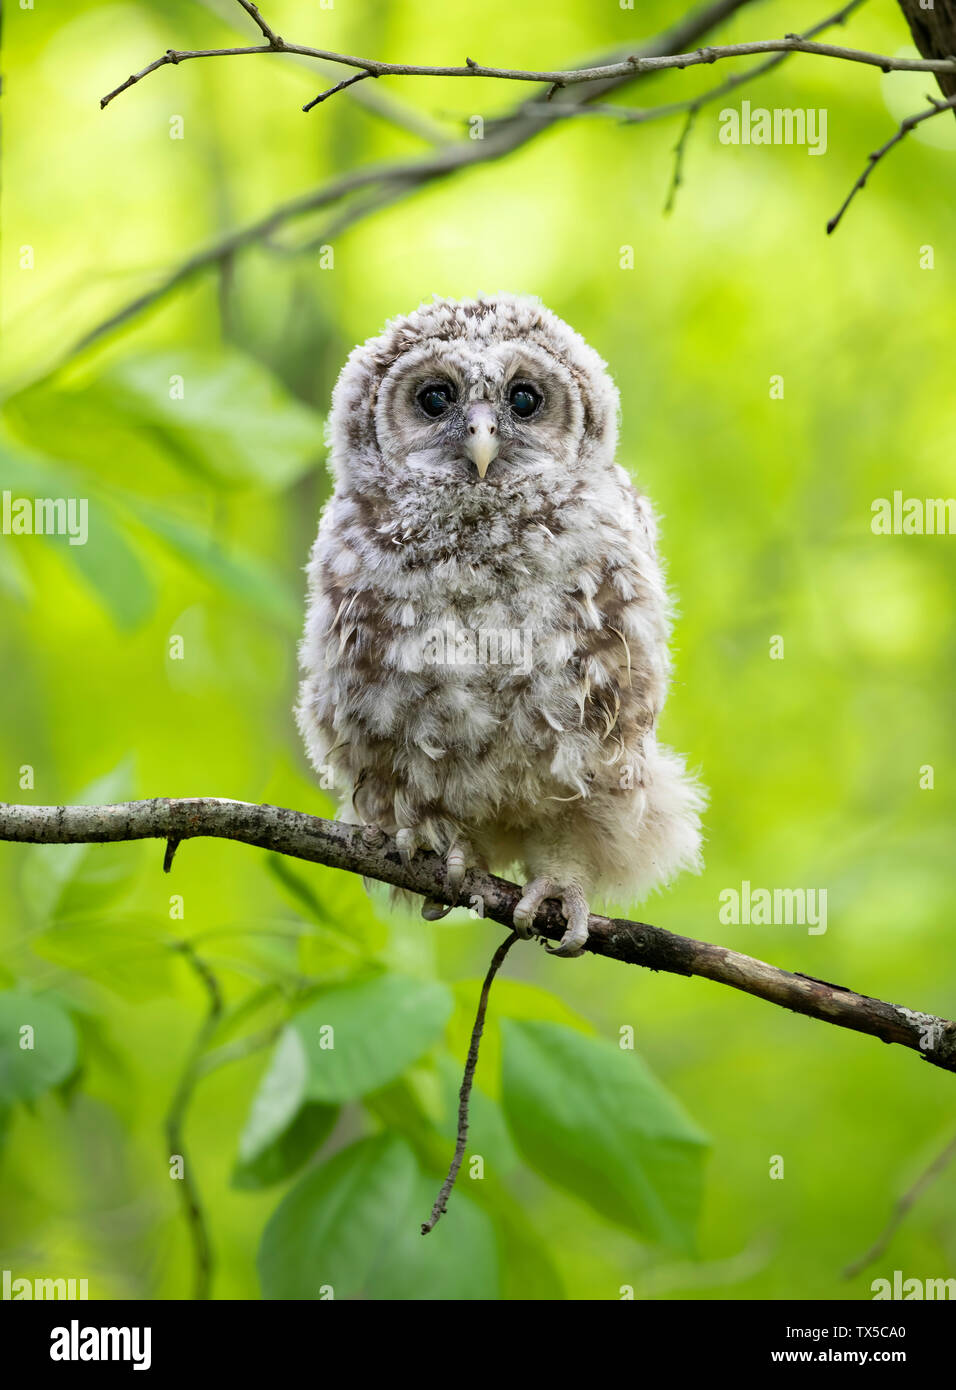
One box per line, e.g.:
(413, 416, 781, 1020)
(513, 877, 590, 958)
(396, 828, 422, 865)
(395, 828, 440, 916)
(421, 840, 471, 922)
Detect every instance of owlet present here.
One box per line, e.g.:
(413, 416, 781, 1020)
(297, 295, 704, 955)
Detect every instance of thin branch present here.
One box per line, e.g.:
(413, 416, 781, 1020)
(539, 0, 869, 129)
(600, 0, 868, 214)
(47, 0, 945, 380)
(1, 798, 955, 1075)
(302, 70, 376, 114)
(421, 931, 518, 1235)
(59, 0, 758, 368)
(827, 90, 956, 232)
(164, 938, 223, 1301)
(100, 19, 956, 112)
(233, 0, 278, 45)
(194, 0, 451, 142)
(65, 154, 452, 358)
(664, 108, 698, 214)
(843, 1128, 956, 1279)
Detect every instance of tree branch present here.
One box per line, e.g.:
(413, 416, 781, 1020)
(2, 798, 955, 1076)
(538, 0, 866, 133)
(421, 930, 519, 1235)
(827, 90, 956, 233)
(843, 1128, 956, 1279)
(44, 0, 952, 375)
(194, 0, 451, 142)
(99, 6, 956, 112)
(164, 937, 223, 1301)
(62, 0, 757, 366)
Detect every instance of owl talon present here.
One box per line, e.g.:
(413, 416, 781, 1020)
(396, 828, 421, 865)
(514, 877, 590, 957)
(513, 876, 558, 939)
(445, 841, 470, 897)
(513, 880, 546, 939)
(546, 883, 590, 958)
(362, 823, 386, 848)
(420, 840, 472, 921)
(421, 898, 451, 921)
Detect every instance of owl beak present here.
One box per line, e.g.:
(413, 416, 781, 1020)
(464, 402, 500, 479)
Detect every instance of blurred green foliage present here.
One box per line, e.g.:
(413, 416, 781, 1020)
(1, 0, 954, 1301)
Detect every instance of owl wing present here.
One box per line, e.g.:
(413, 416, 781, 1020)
(565, 482, 672, 775)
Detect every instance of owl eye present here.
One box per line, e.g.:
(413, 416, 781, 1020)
(509, 382, 542, 419)
(417, 382, 457, 418)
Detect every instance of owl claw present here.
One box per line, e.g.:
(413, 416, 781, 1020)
(362, 823, 386, 848)
(396, 828, 421, 865)
(421, 898, 451, 921)
(445, 842, 468, 897)
(420, 840, 471, 922)
(513, 877, 590, 958)
(546, 882, 590, 958)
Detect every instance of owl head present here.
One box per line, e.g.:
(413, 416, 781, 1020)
(327, 295, 620, 500)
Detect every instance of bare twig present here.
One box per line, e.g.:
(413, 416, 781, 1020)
(164, 938, 224, 1301)
(494, 0, 868, 131)
(646, 0, 867, 212)
(664, 108, 699, 214)
(193, 0, 454, 143)
(100, 6, 956, 112)
(302, 70, 376, 114)
(843, 1128, 956, 1279)
(421, 931, 519, 1234)
(38, 0, 950, 380)
(234, 0, 278, 45)
(827, 91, 956, 232)
(57, 0, 755, 368)
(1, 798, 955, 1075)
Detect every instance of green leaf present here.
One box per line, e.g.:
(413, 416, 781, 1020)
(233, 1027, 339, 1189)
(0, 991, 79, 1104)
(101, 349, 322, 490)
(266, 855, 386, 978)
(0, 432, 153, 630)
(491, 978, 597, 1031)
(59, 508, 154, 631)
(501, 1020, 710, 1252)
(234, 1104, 338, 1190)
(365, 1173, 500, 1301)
(434, 1053, 519, 1178)
(491, 1198, 565, 1302)
(292, 973, 453, 1103)
(21, 761, 139, 923)
(240, 1029, 310, 1161)
(448, 977, 595, 1101)
(0, 416, 296, 629)
(31, 917, 172, 1002)
(257, 1134, 499, 1300)
(0, 527, 32, 602)
(257, 1134, 417, 1299)
(129, 500, 299, 630)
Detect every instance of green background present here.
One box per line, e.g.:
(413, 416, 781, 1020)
(1, 0, 954, 1300)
